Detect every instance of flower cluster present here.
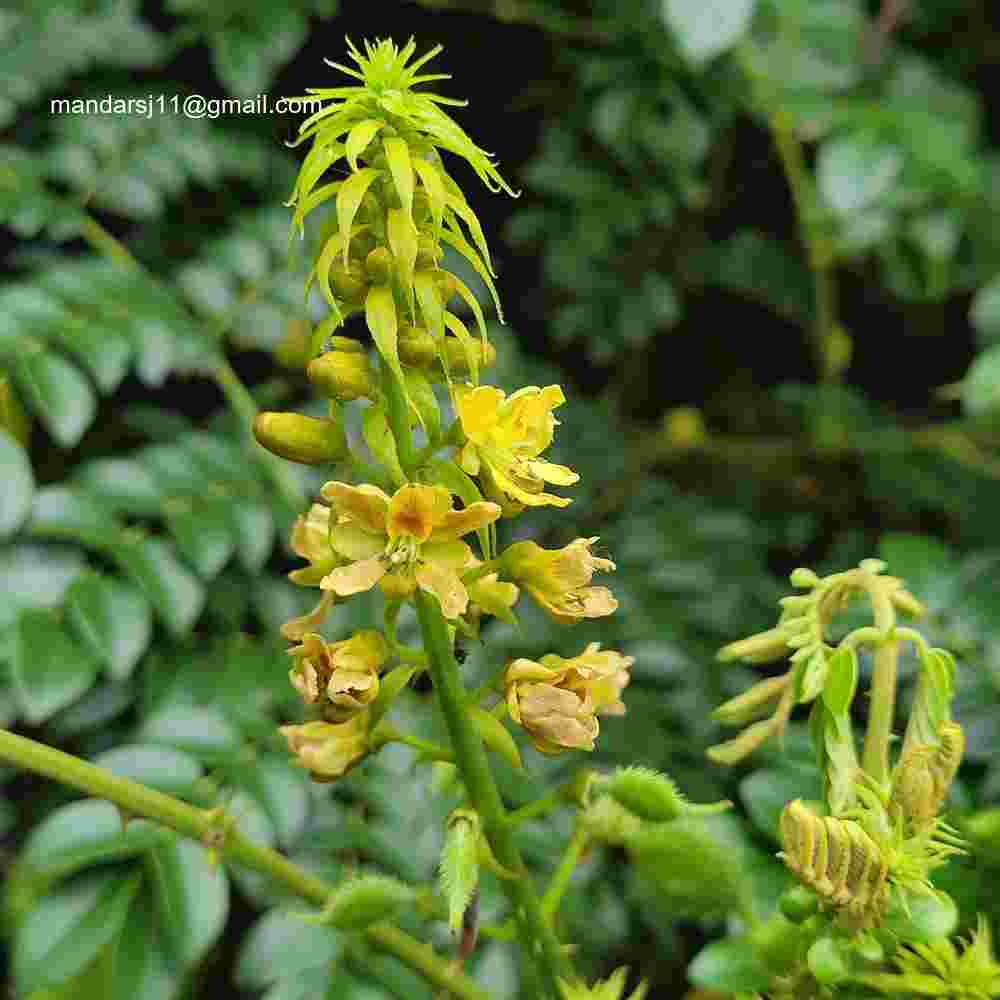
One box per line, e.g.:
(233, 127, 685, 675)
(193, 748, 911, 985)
(254, 37, 633, 783)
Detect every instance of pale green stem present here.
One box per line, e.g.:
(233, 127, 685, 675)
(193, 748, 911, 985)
(371, 722, 455, 763)
(861, 581, 899, 785)
(541, 827, 589, 922)
(0, 728, 491, 1000)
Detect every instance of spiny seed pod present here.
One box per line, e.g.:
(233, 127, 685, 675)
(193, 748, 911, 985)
(397, 325, 438, 367)
(253, 412, 347, 465)
(320, 873, 413, 931)
(779, 800, 887, 928)
(329, 259, 369, 304)
(308, 350, 374, 402)
(365, 246, 394, 284)
(605, 766, 687, 823)
(440, 810, 480, 937)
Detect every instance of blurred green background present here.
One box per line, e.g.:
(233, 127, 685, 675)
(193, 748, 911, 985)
(2, 1, 1000, 998)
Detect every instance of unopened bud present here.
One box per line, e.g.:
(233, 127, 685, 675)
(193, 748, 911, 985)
(397, 324, 438, 367)
(365, 247, 394, 284)
(329, 259, 369, 304)
(416, 236, 442, 268)
(253, 411, 347, 464)
(717, 627, 790, 665)
(319, 873, 413, 931)
(790, 568, 820, 588)
(712, 675, 789, 726)
(891, 722, 964, 831)
(308, 350, 374, 401)
(441, 337, 497, 376)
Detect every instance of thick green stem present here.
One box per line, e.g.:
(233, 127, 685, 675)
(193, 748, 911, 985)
(414, 592, 573, 996)
(0, 729, 491, 1000)
(861, 582, 899, 785)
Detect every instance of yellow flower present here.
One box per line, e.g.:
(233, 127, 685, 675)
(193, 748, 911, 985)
(505, 643, 634, 754)
(289, 630, 387, 722)
(456, 384, 579, 508)
(288, 503, 342, 586)
(318, 482, 501, 619)
(280, 713, 370, 782)
(502, 537, 617, 623)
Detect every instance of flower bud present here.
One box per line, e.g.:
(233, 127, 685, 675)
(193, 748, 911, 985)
(397, 324, 438, 367)
(288, 630, 387, 722)
(416, 236, 442, 268)
(779, 885, 819, 923)
(790, 567, 820, 588)
(253, 411, 347, 465)
(716, 627, 790, 665)
(308, 350, 374, 402)
(440, 336, 497, 376)
(329, 259, 369, 304)
(280, 713, 369, 782)
(712, 675, 789, 725)
(890, 722, 964, 831)
(365, 247, 394, 284)
(320, 873, 413, 931)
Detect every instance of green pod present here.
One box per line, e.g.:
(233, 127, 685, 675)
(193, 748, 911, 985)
(397, 325, 438, 368)
(779, 885, 819, 924)
(365, 247, 394, 285)
(322, 874, 413, 931)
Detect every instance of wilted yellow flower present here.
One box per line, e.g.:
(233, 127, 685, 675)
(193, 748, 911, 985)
(505, 643, 634, 754)
(456, 384, 579, 508)
(280, 592, 336, 642)
(289, 630, 387, 721)
(318, 482, 500, 619)
(280, 713, 370, 782)
(502, 537, 617, 623)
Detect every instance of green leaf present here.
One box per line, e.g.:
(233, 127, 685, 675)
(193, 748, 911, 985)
(137, 704, 241, 757)
(740, 766, 823, 843)
(21, 801, 161, 881)
(362, 402, 405, 485)
(345, 119, 384, 172)
(236, 910, 340, 990)
(163, 497, 236, 578)
(688, 936, 772, 993)
(365, 284, 406, 391)
(412, 157, 445, 238)
(962, 343, 1000, 416)
(102, 887, 175, 1000)
(817, 137, 903, 217)
(387, 206, 418, 308)
(63, 573, 152, 681)
(142, 831, 228, 967)
(11, 609, 99, 723)
(403, 369, 441, 443)
(91, 745, 203, 796)
(109, 537, 205, 637)
(232, 501, 276, 573)
(821, 645, 858, 717)
(14, 869, 142, 995)
(970, 274, 1000, 346)
(662, 0, 757, 64)
(237, 753, 311, 848)
(336, 167, 382, 266)
(12, 348, 96, 447)
(211, 9, 306, 97)
(0, 543, 86, 630)
(383, 137, 414, 226)
(74, 459, 162, 517)
(0, 428, 33, 538)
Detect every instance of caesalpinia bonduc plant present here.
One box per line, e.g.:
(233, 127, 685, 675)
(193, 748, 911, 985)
(1, 37, 998, 1000)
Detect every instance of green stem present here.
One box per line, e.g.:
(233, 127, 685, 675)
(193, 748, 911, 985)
(371, 722, 455, 763)
(861, 581, 899, 786)
(541, 827, 588, 922)
(414, 592, 573, 996)
(460, 559, 502, 585)
(0, 728, 491, 1000)
(381, 366, 419, 477)
(506, 787, 569, 829)
(78, 216, 138, 271)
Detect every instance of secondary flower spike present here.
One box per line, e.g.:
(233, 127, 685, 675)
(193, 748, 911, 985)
(319, 482, 501, 619)
(501, 536, 617, 623)
(505, 644, 634, 754)
(456, 384, 579, 509)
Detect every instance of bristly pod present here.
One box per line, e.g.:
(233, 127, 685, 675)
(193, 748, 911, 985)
(601, 766, 730, 823)
(311, 873, 413, 931)
(440, 809, 480, 939)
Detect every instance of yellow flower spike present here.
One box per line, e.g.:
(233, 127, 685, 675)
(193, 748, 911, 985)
(318, 481, 500, 619)
(289, 630, 388, 722)
(456, 384, 579, 508)
(501, 537, 617, 624)
(505, 644, 634, 754)
(280, 713, 370, 783)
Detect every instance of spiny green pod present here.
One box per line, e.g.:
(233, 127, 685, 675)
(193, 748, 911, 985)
(253, 411, 347, 465)
(320, 873, 413, 931)
(603, 766, 729, 823)
(308, 350, 374, 402)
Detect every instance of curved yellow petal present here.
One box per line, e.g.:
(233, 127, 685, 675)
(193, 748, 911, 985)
(387, 483, 452, 541)
(321, 482, 389, 532)
(456, 385, 504, 443)
(415, 560, 468, 619)
(321, 556, 387, 596)
(431, 500, 501, 541)
(330, 523, 385, 560)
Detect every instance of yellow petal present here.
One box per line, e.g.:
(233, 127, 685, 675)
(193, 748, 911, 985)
(431, 500, 502, 541)
(387, 483, 452, 541)
(456, 385, 504, 444)
(330, 523, 385, 560)
(415, 561, 468, 619)
(421, 539, 473, 569)
(321, 482, 389, 533)
(321, 556, 386, 596)
(525, 459, 579, 486)
(280, 592, 335, 641)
